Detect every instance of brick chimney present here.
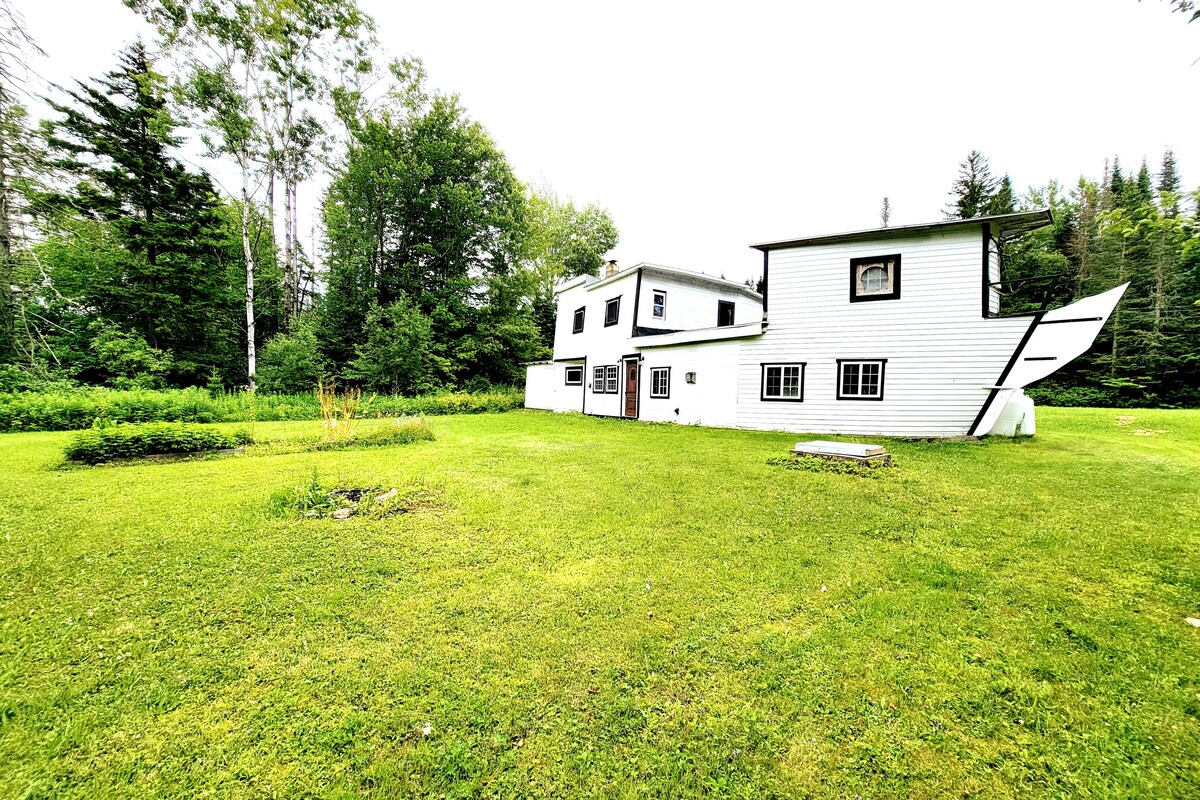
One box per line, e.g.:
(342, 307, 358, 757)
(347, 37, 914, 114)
(603, 260, 619, 279)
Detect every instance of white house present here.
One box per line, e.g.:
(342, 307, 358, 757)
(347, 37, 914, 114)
(524, 210, 1126, 438)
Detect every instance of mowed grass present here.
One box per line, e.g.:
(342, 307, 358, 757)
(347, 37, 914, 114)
(1, 409, 1198, 799)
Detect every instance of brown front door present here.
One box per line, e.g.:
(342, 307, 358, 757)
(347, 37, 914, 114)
(623, 359, 638, 418)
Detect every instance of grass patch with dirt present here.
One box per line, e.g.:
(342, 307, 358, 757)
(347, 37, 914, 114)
(1, 408, 1197, 798)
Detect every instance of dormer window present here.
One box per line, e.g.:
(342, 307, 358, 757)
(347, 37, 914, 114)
(604, 297, 620, 326)
(572, 307, 585, 333)
(652, 290, 666, 319)
(717, 300, 735, 327)
(850, 254, 901, 302)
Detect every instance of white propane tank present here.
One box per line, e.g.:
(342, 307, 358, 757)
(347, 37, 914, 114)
(989, 390, 1036, 437)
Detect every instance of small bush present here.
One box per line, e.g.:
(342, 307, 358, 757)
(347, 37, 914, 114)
(257, 317, 328, 394)
(345, 299, 439, 395)
(64, 422, 253, 465)
(0, 365, 78, 394)
(1025, 382, 1144, 408)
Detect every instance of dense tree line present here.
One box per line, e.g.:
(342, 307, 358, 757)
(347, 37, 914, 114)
(0, 1, 618, 394)
(2, 3, 1193, 406)
(945, 149, 1200, 406)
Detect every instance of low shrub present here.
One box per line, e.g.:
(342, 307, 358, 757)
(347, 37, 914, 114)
(1025, 382, 1147, 408)
(64, 422, 253, 465)
(0, 386, 524, 431)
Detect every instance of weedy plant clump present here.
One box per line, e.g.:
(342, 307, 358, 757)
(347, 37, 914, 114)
(765, 454, 896, 478)
(63, 421, 253, 465)
(269, 468, 445, 519)
(316, 379, 368, 442)
(308, 417, 436, 450)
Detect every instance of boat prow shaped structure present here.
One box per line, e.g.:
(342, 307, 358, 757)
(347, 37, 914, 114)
(525, 211, 1128, 438)
(972, 282, 1129, 436)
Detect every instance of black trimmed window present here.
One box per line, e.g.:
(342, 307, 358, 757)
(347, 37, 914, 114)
(837, 359, 886, 400)
(604, 297, 620, 327)
(605, 365, 619, 393)
(717, 300, 735, 327)
(565, 366, 583, 385)
(760, 362, 805, 402)
(592, 366, 606, 393)
(850, 254, 900, 302)
(650, 367, 670, 398)
(652, 290, 666, 320)
(572, 307, 585, 333)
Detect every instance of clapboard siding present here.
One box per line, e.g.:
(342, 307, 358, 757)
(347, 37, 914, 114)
(527, 222, 1073, 437)
(634, 275, 758, 332)
(737, 228, 1031, 436)
(639, 343, 740, 427)
(552, 271, 639, 361)
(538, 266, 765, 418)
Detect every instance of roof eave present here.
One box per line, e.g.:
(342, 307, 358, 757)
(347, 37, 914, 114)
(750, 209, 1053, 252)
(586, 263, 761, 300)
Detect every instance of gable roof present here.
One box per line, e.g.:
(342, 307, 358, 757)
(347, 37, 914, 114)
(749, 209, 1053, 253)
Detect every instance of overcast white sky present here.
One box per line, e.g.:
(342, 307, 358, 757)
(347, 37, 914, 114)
(14, 0, 1200, 284)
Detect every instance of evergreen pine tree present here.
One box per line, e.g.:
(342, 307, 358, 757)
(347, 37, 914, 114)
(1157, 148, 1181, 216)
(945, 150, 997, 219)
(984, 174, 1016, 216)
(41, 42, 247, 384)
(1131, 159, 1155, 208)
(1109, 156, 1127, 206)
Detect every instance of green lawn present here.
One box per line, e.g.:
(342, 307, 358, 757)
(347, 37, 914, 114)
(1, 409, 1198, 798)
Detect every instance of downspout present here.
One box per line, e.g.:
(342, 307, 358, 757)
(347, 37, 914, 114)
(630, 268, 643, 337)
(981, 223, 991, 318)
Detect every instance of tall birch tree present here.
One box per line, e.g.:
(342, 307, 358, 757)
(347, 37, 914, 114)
(0, 0, 44, 362)
(125, 0, 270, 389)
(255, 0, 371, 327)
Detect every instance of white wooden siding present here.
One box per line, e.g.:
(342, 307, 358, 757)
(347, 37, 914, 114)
(633, 274, 760, 332)
(551, 272, 638, 361)
(524, 363, 588, 412)
(527, 230, 1079, 437)
(536, 267, 764, 418)
(638, 343, 740, 427)
(737, 229, 1032, 437)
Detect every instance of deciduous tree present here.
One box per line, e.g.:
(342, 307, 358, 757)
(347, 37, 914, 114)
(322, 62, 538, 387)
